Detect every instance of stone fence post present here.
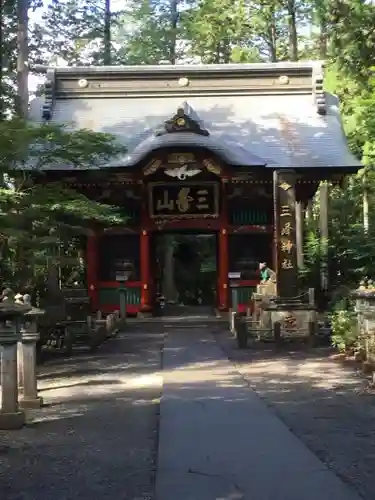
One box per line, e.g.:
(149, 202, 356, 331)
(353, 290, 375, 383)
(106, 313, 114, 333)
(15, 293, 25, 391)
(19, 295, 45, 409)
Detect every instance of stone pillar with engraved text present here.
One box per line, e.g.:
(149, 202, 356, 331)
(273, 170, 298, 298)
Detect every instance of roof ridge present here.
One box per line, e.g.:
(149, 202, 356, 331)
(32, 61, 324, 75)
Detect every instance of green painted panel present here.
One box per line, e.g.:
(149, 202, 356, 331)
(237, 287, 256, 304)
(120, 208, 140, 224)
(98, 287, 141, 306)
(229, 210, 271, 225)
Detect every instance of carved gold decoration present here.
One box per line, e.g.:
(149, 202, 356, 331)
(279, 75, 290, 85)
(78, 78, 88, 88)
(283, 312, 297, 330)
(165, 165, 202, 180)
(114, 173, 134, 183)
(144, 159, 162, 176)
(203, 158, 221, 176)
(279, 181, 292, 191)
(157, 104, 209, 136)
(165, 153, 201, 179)
(178, 77, 189, 87)
(167, 153, 195, 164)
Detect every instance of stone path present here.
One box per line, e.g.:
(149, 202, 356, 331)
(1, 325, 375, 500)
(0, 331, 163, 500)
(216, 329, 375, 500)
(156, 328, 361, 500)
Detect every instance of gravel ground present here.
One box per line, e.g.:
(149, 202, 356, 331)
(0, 330, 163, 500)
(216, 330, 375, 500)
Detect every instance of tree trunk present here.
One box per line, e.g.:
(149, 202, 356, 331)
(363, 178, 369, 234)
(315, 1, 328, 59)
(222, 39, 231, 63)
(267, 5, 278, 63)
(169, 0, 178, 64)
(319, 182, 329, 291)
(103, 0, 111, 65)
(15, 0, 30, 286)
(0, 4, 4, 120)
(287, 0, 298, 61)
(268, 22, 277, 62)
(16, 0, 28, 118)
(319, 19, 327, 59)
(306, 200, 314, 221)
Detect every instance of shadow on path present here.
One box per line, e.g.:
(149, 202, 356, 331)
(0, 331, 164, 500)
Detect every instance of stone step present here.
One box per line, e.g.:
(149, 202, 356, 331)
(125, 315, 228, 333)
(128, 313, 224, 322)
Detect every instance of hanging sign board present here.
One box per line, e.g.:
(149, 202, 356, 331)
(149, 182, 219, 218)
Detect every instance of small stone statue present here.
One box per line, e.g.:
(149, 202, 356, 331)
(15, 293, 24, 304)
(23, 294, 32, 306)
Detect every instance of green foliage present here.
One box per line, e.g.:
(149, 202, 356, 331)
(327, 0, 375, 79)
(182, 0, 257, 63)
(116, 0, 182, 64)
(330, 306, 358, 353)
(31, 0, 122, 65)
(0, 119, 127, 287)
(0, 118, 126, 170)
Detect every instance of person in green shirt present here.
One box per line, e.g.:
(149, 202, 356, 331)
(259, 262, 272, 283)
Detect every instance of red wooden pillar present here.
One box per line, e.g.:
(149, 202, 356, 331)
(140, 182, 151, 312)
(87, 233, 99, 311)
(218, 228, 229, 310)
(218, 179, 229, 310)
(140, 228, 151, 311)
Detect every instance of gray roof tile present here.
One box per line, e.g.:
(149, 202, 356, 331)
(29, 91, 361, 170)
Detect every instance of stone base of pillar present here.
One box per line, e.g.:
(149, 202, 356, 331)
(19, 396, 43, 409)
(0, 410, 25, 430)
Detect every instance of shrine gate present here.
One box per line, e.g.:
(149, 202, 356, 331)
(29, 62, 360, 314)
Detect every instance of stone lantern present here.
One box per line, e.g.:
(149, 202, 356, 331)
(0, 292, 31, 429)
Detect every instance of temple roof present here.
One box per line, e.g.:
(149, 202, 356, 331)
(28, 62, 361, 171)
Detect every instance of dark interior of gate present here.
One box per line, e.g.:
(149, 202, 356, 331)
(28, 61, 362, 315)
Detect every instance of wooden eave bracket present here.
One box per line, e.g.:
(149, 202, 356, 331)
(41, 68, 56, 121)
(312, 61, 327, 116)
